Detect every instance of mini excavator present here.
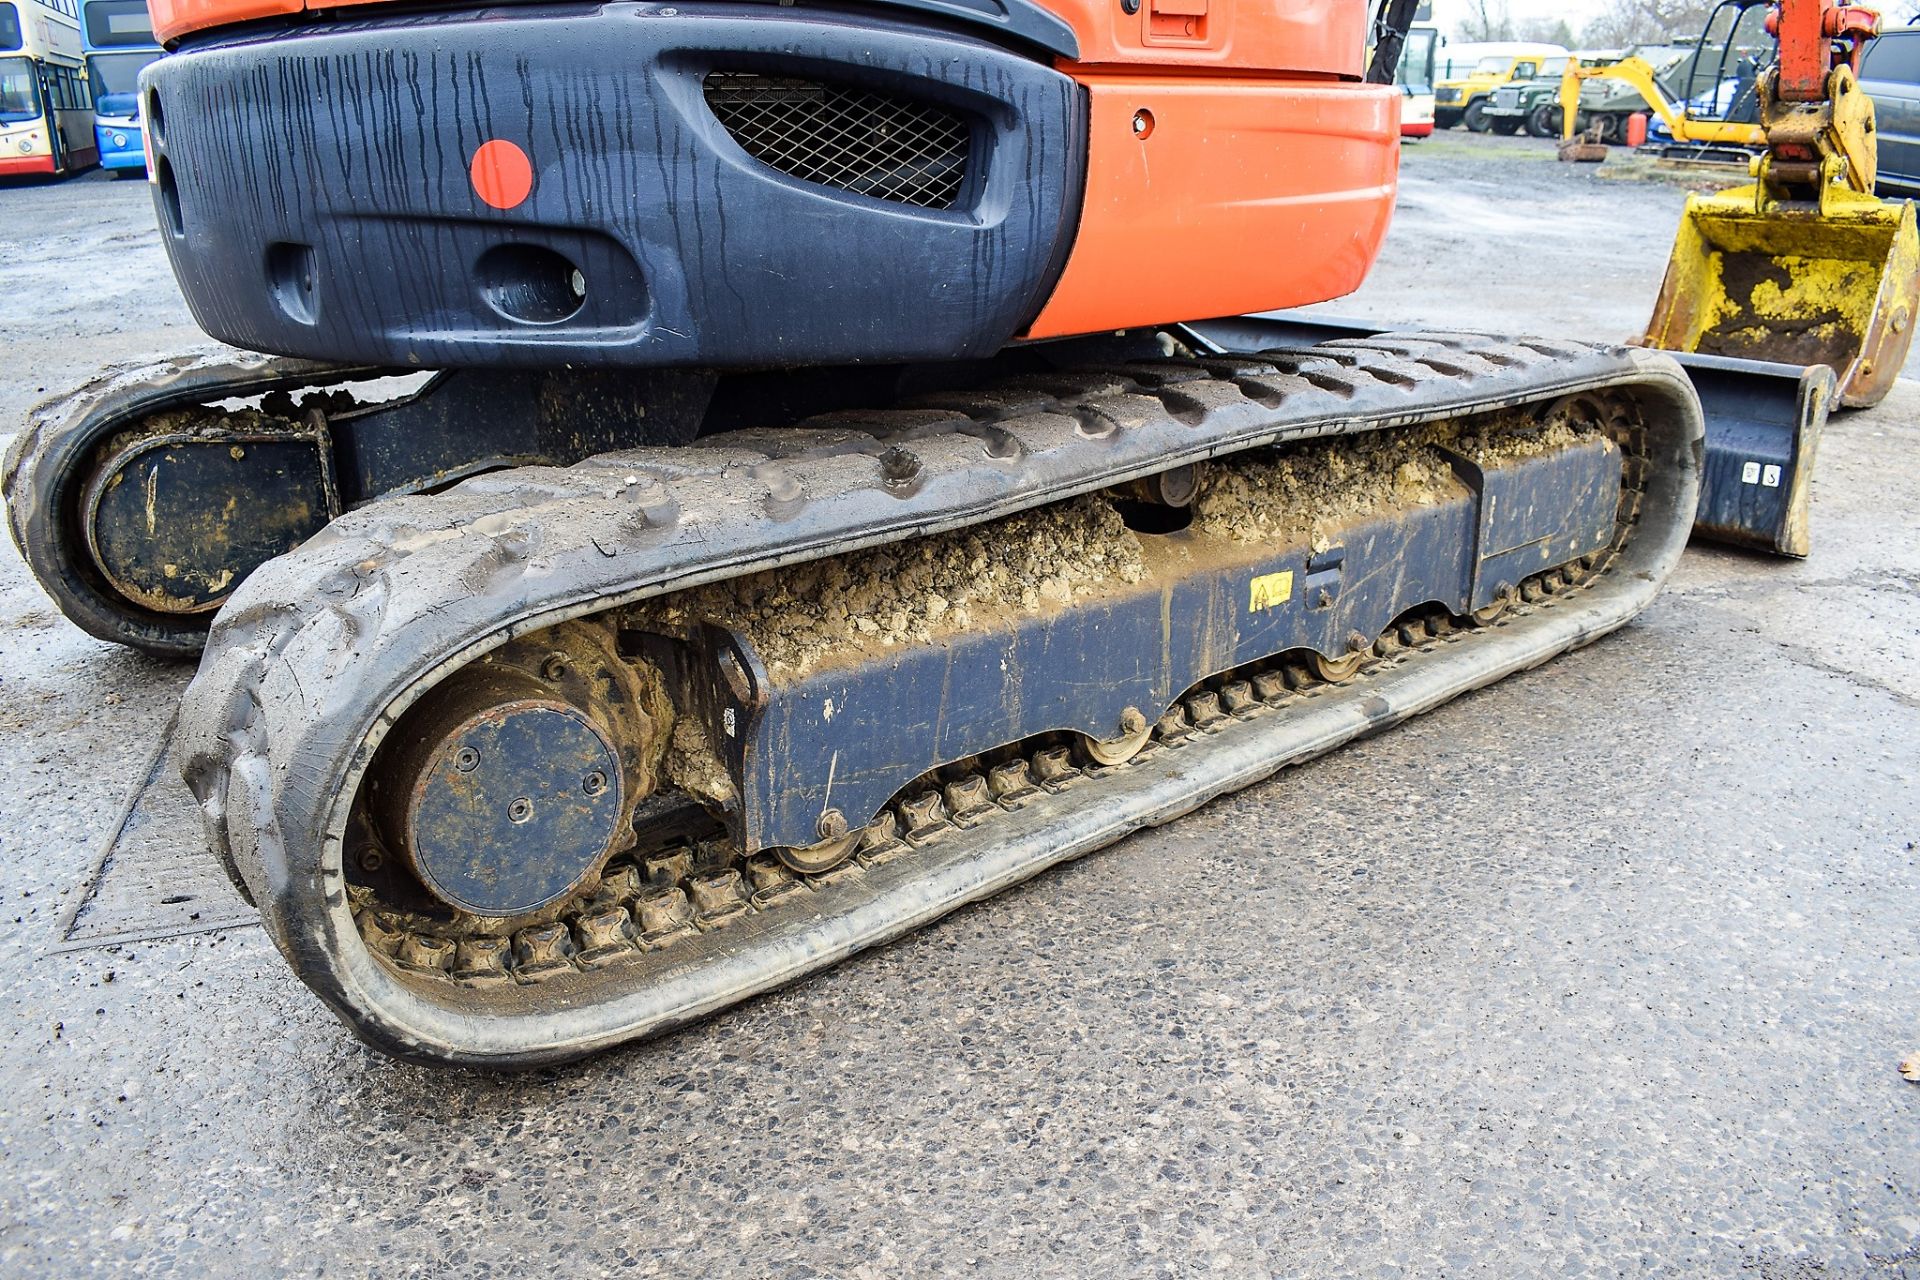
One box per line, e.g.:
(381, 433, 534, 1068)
(0, 0, 1881, 1064)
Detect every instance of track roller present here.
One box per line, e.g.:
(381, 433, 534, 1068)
(1081, 707, 1155, 766)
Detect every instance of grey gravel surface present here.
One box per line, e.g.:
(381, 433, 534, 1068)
(0, 168, 201, 431)
(1, 131, 1917, 1278)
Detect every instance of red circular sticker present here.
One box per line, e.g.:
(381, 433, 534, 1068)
(470, 139, 533, 210)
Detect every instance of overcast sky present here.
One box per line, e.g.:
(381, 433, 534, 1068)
(1425, 0, 1610, 42)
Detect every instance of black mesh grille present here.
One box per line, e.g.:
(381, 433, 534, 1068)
(702, 72, 971, 210)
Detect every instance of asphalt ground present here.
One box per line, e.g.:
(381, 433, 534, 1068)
(1, 130, 1916, 1277)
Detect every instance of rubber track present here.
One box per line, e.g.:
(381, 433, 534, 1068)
(3, 347, 382, 655)
(175, 333, 1703, 1065)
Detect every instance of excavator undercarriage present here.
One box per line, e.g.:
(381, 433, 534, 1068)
(4, 318, 1707, 1064)
(0, 0, 1800, 1065)
(156, 331, 1698, 1065)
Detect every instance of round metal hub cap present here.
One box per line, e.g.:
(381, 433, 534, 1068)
(403, 698, 623, 916)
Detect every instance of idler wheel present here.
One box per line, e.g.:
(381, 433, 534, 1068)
(377, 668, 626, 917)
(81, 429, 335, 615)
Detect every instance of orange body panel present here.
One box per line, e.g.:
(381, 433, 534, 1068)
(156, 0, 1365, 76)
(152, 0, 300, 44)
(1043, 0, 1364, 76)
(150, 0, 1399, 339)
(1025, 74, 1398, 338)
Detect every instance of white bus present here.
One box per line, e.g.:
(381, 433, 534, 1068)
(0, 0, 96, 177)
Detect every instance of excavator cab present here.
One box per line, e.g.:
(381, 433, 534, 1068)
(1645, 0, 1920, 408)
(1677, 0, 1774, 129)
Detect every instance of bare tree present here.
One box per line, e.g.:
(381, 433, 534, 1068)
(1458, 0, 1515, 41)
(1517, 16, 1577, 46)
(1580, 0, 1718, 47)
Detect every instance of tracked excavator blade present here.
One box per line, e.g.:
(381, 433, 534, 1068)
(168, 332, 1701, 1066)
(1662, 352, 1832, 557)
(1186, 312, 1830, 558)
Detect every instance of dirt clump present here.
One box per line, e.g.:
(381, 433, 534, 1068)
(1449, 414, 1592, 466)
(136, 388, 359, 439)
(662, 715, 736, 809)
(1193, 422, 1458, 553)
(630, 494, 1146, 678)
(1192, 413, 1597, 553)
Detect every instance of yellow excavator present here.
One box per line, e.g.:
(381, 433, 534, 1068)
(1550, 0, 1915, 554)
(1558, 3, 1771, 152)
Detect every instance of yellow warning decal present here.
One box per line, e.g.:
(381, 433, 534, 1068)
(1249, 570, 1294, 613)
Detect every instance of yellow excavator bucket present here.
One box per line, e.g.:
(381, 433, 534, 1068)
(1644, 183, 1918, 407)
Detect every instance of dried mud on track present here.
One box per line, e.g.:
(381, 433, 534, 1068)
(1192, 411, 1589, 551)
(635, 493, 1146, 678)
(2, 131, 1919, 1278)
